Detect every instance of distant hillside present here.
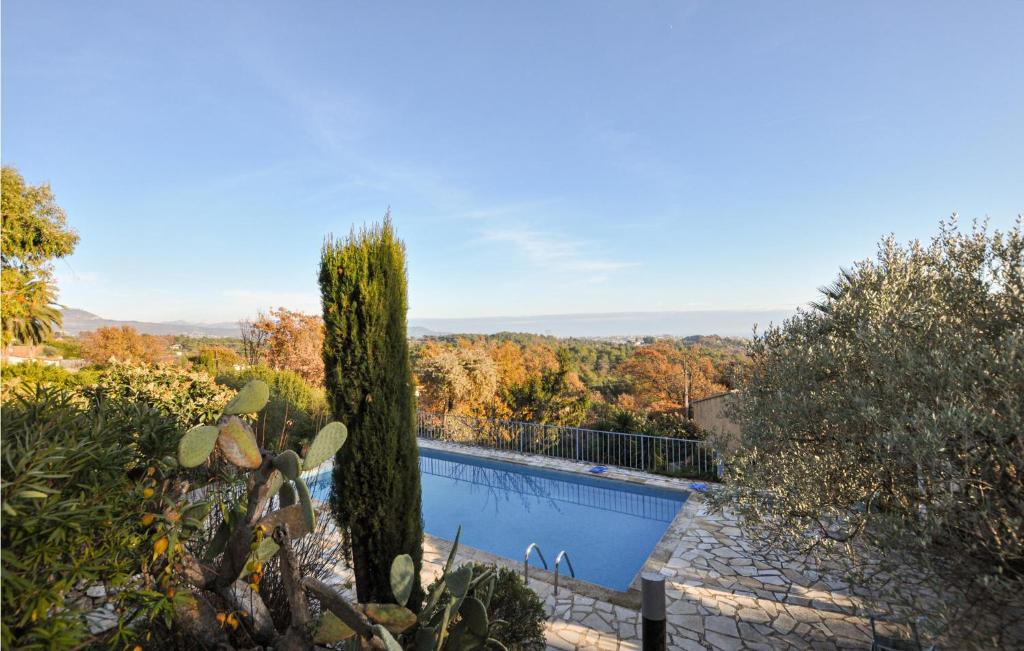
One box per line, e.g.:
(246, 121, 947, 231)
(60, 308, 241, 338)
(61, 308, 443, 339)
(408, 309, 795, 338)
(61, 308, 793, 339)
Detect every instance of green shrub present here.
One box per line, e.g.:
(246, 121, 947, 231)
(426, 562, 547, 650)
(1, 388, 182, 648)
(1, 360, 102, 393)
(710, 220, 1024, 647)
(44, 337, 84, 359)
(216, 364, 329, 450)
(87, 362, 232, 430)
(476, 563, 547, 650)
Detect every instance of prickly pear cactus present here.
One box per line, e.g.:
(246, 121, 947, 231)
(169, 379, 512, 650)
(167, 379, 366, 649)
(303, 421, 348, 470)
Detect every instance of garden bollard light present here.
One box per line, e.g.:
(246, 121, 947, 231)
(641, 572, 666, 651)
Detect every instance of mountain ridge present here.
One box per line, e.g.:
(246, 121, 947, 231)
(60, 307, 794, 339)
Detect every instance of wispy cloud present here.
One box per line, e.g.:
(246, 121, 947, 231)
(480, 228, 640, 277)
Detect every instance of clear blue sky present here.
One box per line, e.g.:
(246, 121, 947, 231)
(3, 1, 1022, 323)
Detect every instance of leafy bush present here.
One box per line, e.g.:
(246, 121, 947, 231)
(0, 388, 181, 648)
(216, 364, 329, 450)
(413, 547, 545, 650)
(87, 362, 232, 430)
(710, 219, 1024, 648)
(43, 337, 84, 359)
(469, 563, 546, 650)
(1, 360, 101, 392)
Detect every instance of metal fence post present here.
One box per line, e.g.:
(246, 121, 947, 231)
(641, 573, 666, 651)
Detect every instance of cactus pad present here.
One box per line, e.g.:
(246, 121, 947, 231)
(278, 480, 297, 507)
(295, 476, 316, 532)
(390, 553, 415, 606)
(458, 596, 489, 638)
(371, 625, 404, 651)
(272, 449, 302, 480)
(302, 421, 348, 470)
(362, 603, 417, 633)
(223, 379, 270, 415)
(313, 611, 355, 644)
(178, 425, 219, 467)
(265, 469, 284, 499)
(446, 564, 473, 598)
(217, 416, 262, 468)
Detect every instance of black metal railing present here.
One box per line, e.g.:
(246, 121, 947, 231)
(416, 412, 719, 479)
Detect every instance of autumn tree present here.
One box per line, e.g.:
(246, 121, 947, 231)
(616, 341, 726, 414)
(1, 167, 79, 346)
(415, 339, 499, 417)
(80, 326, 172, 364)
(190, 345, 243, 374)
(503, 349, 589, 425)
(252, 308, 325, 385)
(239, 318, 269, 366)
(320, 218, 424, 608)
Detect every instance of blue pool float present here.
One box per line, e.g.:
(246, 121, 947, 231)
(589, 465, 608, 474)
(689, 482, 709, 492)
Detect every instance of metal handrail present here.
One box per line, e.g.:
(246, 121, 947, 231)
(416, 411, 720, 478)
(523, 543, 547, 583)
(554, 550, 575, 595)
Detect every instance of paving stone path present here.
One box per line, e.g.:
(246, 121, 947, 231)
(325, 441, 886, 650)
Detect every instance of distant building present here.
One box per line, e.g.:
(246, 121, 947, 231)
(691, 390, 741, 451)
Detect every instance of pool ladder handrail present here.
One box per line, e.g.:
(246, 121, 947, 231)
(523, 543, 548, 583)
(554, 550, 575, 595)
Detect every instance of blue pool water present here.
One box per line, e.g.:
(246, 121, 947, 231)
(311, 449, 688, 590)
(419, 449, 687, 591)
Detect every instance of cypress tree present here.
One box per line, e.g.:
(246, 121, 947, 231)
(319, 216, 424, 608)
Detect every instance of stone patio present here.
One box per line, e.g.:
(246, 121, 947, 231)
(324, 440, 885, 650)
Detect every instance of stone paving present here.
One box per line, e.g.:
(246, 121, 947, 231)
(352, 440, 884, 651)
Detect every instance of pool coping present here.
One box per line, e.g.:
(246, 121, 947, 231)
(416, 438, 703, 611)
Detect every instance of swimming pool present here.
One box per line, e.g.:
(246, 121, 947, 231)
(419, 448, 687, 591)
(311, 448, 688, 591)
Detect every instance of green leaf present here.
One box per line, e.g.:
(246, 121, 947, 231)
(303, 421, 348, 469)
(443, 525, 462, 575)
(18, 490, 49, 499)
(390, 554, 415, 606)
(223, 379, 270, 415)
(177, 425, 219, 467)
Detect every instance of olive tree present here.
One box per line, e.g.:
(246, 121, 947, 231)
(710, 218, 1023, 648)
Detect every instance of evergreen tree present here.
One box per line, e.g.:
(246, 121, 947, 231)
(319, 216, 424, 607)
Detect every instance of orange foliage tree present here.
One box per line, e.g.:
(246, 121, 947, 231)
(252, 308, 325, 385)
(415, 339, 498, 417)
(616, 341, 726, 414)
(80, 326, 172, 364)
